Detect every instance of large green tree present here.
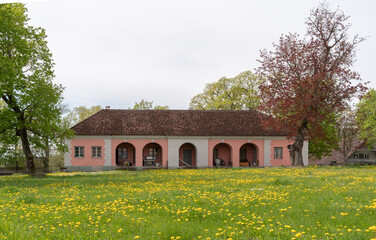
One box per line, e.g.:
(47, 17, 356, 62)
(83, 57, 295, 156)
(356, 89, 376, 146)
(0, 3, 70, 174)
(190, 71, 260, 110)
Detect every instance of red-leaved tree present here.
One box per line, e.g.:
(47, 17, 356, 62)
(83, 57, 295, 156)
(257, 3, 366, 166)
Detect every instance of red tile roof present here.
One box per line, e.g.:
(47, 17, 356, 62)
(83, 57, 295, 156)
(71, 109, 289, 136)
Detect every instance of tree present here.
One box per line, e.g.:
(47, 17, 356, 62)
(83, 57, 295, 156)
(0, 132, 24, 171)
(64, 105, 101, 127)
(190, 71, 260, 110)
(308, 113, 340, 160)
(0, 3, 71, 174)
(337, 109, 359, 161)
(131, 99, 169, 110)
(356, 89, 376, 146)
(257, 3, 366, 166)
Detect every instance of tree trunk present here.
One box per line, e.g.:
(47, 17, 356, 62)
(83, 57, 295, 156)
(14, 142, 19, 173)
(43, 138, 50, 173)
(288, 144, 295, 166)
(19, 128, 35, 175)
(293, 121, 308, 167)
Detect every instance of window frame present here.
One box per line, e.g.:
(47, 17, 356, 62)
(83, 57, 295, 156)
(92, 146, 102, 158)
(213, 148, 218, 159)
(148, 147, 158, 159)
(117, 147, 128, 159)
(274, 147, 283, 159)
(240, 148, 247, 160)
(74, 146, 85, 158)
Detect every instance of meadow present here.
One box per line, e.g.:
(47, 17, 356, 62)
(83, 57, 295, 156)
(0, 167, 376, 240)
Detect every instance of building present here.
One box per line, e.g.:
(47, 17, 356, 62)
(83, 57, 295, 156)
(346, 143, 376, 165)
(64, 109, 308, 171)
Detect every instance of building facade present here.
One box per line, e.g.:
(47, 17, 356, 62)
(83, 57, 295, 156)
(64, 109, 308, 171)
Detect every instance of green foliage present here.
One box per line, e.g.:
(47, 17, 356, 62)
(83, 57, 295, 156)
(64, 105, 101, 127)
(190, 71, 260, 110)
(132, 99, 169, 110)
(309, 113, 340, 159)
(356, 89, 376, 147)
(0, 140, 24, 169)
(0, 3, 72, 173)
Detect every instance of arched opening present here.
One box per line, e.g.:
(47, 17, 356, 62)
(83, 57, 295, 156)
(239, 143, 258, 167)
(213, 143, 232, 166)
(179, 143, 197, 167)
(142, 143, 162, 167)
(115, 142, 135, 166)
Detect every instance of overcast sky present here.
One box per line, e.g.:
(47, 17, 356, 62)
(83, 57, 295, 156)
(3, 0, 376, 109)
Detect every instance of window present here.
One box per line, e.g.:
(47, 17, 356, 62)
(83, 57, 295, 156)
(92, 146, 102, 158)
(359, 153, 364, 159)
(365, 154, 369, 159)
(213, 148, 218, 159)
(354, 154, 358, 159)
(74, 146, 84, 158)
(240, 148, 247, 160)
(274, 147, 283, 159)
(117, 148, 128, 159)
(148, 147, 158, 159)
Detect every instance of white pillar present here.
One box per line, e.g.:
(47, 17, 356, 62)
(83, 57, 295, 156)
(104, 139, 112, 166)
(264, 139, 271, 167)
(302, 140, 309, 166)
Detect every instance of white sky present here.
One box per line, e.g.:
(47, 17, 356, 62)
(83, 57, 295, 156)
(3, 0, 376, 109)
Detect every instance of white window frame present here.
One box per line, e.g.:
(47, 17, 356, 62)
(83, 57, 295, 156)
(274, 147, 283, 159)
(74, 146, 85, 158)
(92, 146, 102, 158)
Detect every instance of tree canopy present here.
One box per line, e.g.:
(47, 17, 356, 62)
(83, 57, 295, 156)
(0, 3, 71, 174)
(257, 3, 366, 166)
(64, 105, 101, 128)
(132, 99, 169, 110)
(190, 71, 260, 110)
(356, 89, 376, 147)
(308, 113, 340, 160)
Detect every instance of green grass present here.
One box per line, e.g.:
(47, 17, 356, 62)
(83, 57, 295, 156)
(0, 167, 376, 239)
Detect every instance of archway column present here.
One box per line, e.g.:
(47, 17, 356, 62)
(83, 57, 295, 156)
(135, 147, 143, 167)
(232, 149, 240, 167)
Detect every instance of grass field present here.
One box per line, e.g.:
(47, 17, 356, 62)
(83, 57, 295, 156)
(1, 167, 376, 240)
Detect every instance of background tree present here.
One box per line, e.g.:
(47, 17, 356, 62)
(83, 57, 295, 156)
(308, 113, 340, 160)
(0, 132, 24, 172)
(257, 3, 366, 166)
(64, 105, 101, 127)
(337, 109, 359, 161)
(190, 71, 260, 110)
(0, 3, 71, 174)
(356, 89, 376, 147)
(131, 99, 169, 110)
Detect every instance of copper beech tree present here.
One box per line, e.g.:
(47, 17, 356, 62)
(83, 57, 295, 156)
(257, 3, 366, 166)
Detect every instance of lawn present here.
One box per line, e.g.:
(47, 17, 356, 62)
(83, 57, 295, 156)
(0, 167, 376, 239)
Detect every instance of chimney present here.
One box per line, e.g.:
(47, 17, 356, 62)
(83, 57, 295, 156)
(242, 104, 249, 110)
(105, 106, 111, 109)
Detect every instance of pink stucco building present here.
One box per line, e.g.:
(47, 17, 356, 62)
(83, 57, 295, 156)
(64, 109, 308, 171)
